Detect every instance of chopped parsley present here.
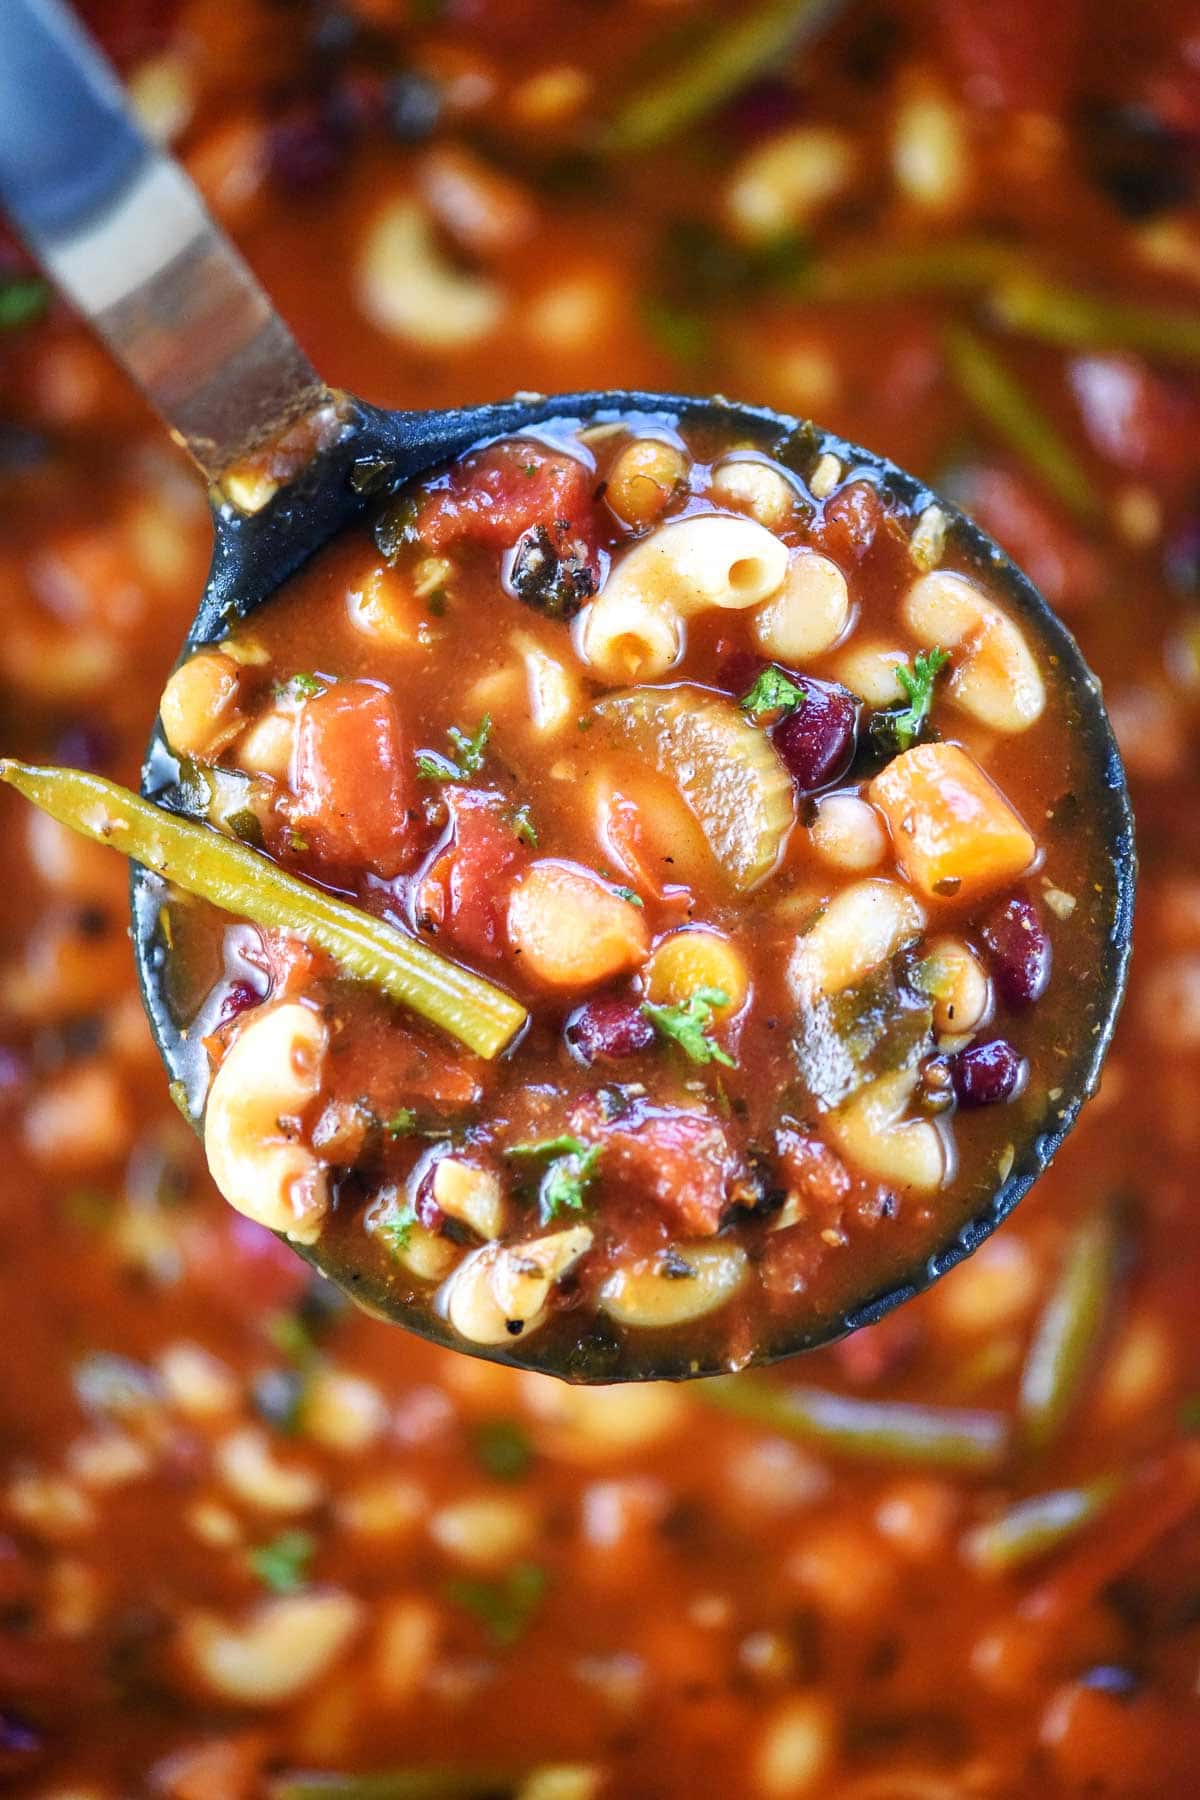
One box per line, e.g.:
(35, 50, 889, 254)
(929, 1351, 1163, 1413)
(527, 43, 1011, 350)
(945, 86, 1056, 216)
(872, 648, 950, 754)
(384, 1108, 452, 1141)
(376, 1200, 419, 1253)
(0, 276, 48, 331)
(642, 987, 737, 1068)
(248, 1529, 315, 1595)
(472, 1418, 534, 1482)
(510, 803, 539, 847)
(446, 1562, 547, 1647)
(272, 671, 326, 700)
(611, 884, 644, 907)
(509, 1135, 601, 1220)
(740, 666, 804, 719)
(417, 714, 492, 781)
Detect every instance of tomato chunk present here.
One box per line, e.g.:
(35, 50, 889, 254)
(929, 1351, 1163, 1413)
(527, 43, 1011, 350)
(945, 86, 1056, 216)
(286, 681, 419, 879)
(574, 1098, 736, 1236)
(416, 791, 529, 961)
(417, 442, 598, 554)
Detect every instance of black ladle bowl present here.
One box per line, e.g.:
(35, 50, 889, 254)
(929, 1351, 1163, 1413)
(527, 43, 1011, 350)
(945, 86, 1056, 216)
(1, 4, 1134, 1380)
(133, 389, 1135, 1381)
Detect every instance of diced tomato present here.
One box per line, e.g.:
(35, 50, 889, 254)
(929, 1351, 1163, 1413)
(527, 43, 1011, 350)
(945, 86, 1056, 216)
(184, 1213, 311, 1316)
(416, 442, 598, 555)
(932, 0, 1083, 113)
(573, 1098, 736, 1235)
(285, 681, 419, 879)
(775, 1128, 853, 1214)
(954, 465, 1105, 612)
(326, 1000, 484, 1116)
(829, 1311, 921, 1385)
(416, 790, 529, 961)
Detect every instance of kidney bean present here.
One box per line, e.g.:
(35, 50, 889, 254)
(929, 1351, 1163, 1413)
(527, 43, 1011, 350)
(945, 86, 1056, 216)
(772, 679, 859, 793)
(217, 980, 262, 1026)
(951, 1038, 1027, 1107)
(981, 895, 1052, 1007)
(565, 998, 655, 1065)
(266, 104, 348, 192)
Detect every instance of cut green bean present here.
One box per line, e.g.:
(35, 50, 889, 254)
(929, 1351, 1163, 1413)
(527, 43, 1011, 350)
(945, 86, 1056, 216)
(991, 275, 1200, 367)
(1018, 1206, 1120, 1453)
(603, 0, 845, 153)
(943, 324, 1100, 519)
(0, 761, 526, 1061)
(698, 1374, 1009, 1471)
(963, 1476, 1119, 1574)
(268, 1773, 517, 1800)
(793, 237, 1024, 302)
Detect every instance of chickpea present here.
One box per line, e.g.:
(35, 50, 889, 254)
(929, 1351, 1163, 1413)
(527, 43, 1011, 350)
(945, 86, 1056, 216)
(606, 438, 690, 529)
(919, 935, 991, 1039)
(710, 456, 797, 529)
(644, 929, 749, 1018)
(809, 794, 887, 872)
(159, 649, 246, 759)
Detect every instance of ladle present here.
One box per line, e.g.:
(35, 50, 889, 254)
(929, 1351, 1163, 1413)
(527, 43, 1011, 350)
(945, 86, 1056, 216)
(0, 0, 1134, 1380)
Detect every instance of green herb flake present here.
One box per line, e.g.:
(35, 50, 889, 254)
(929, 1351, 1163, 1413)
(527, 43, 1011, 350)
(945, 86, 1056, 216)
(472, 1418, 534, 1482)
(1179, 1395, 1200, 1435)
(508, 1135, 601, 1220)
(288, 831, 310, 854)
(740, 667, 805, 719)
(642, 987, 737, 1067)
(611, 884, 644, 907)
(249, 1529, 316, 1595)
(418, 715, 492, 782)
(446, 1562, 547, 1647)
(873, 648, 950, 755)
(265, 1310, 318, 1366)
(273, 672, 326, 701)
(377, 1201, 419, 1254)
(0, 276, 48, 332)
(510, 804, 538, 847)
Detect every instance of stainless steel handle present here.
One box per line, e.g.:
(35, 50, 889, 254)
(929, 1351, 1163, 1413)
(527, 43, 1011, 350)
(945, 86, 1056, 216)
(0, 0, 330, 485)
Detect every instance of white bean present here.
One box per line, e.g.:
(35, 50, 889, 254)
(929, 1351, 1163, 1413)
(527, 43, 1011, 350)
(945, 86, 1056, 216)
(442, 1227, 593, 1345)
(752, 551, 850, 661)
(809, 794, 887, 872)
(600, 1242, 748, 1329)
(834, 640, 911, 706)
(203, 1002, 329, 1245)
(710, 456, 798, 529)
(788, 879, 925, 1000)
(826, 1069, 949, 1194)
(432, 1157, 505, 1240)
(903, 570, 1045, 732)
(920, 935, 991, 1039)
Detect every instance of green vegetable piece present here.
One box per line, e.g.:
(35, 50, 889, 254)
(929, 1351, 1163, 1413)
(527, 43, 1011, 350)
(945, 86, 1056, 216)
(510, 804, 538, 847)
(1018, 1206, 1120, 1452)
(472, 1418, 534, 1482)
(740, 666, 805, 719)
(604, 0, 846, 152)
(991, 275, 1200, 369)
(944, 324, 1100, 519)
(700, 1375, 1009, 1471)
(793, 961, 934, 1112)
(594, 686, 794, 892)
(509, 1135, 601, 1220)
(418, 715, 492, 782)
(0, 275, 48, 331)
(446, 1562, 547, 1646)
(791, 237, 1022, 302)
(273, 671, 327, 700)
(610, 884, 643, 907)
(384, 1109, 453, 1142)
(870, 647, 950, 756)
(268, 1770, 519, 1800)
(0, 760, 527, 1060)
(376, 1201, 419, 1254)
(249, 1529, 316, 1594)
(643, 987, 736, 1068)
(965, 1477, 1120, 1574)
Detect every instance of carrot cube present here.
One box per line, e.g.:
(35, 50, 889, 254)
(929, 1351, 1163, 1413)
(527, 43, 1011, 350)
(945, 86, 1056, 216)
(867, 743, 1036, 902)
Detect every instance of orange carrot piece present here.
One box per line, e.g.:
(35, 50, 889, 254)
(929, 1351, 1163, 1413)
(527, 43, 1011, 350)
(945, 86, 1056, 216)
(868, 742, 1036, 902)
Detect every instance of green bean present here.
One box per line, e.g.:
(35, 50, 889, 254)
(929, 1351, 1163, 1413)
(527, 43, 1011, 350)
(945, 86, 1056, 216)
(991, 275, 1200, 367)
(268, 1773, 516, 1800)
(698, 1374, 1009, 1471)
(1018, 1206, 1120, 1453)
(0, 761, 526, 1061)
(603, 0, 845, 153)
(964, 1476, 1119, 1574)
(943, 324, 1100, 519)
(793, 237, 1024, 301)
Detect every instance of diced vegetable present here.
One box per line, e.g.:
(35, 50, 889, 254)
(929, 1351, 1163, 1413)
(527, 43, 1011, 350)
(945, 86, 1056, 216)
(992, 276, 1200, 368)
(793, 960, 934, 1111)
(963, 1477, 1118, 1573)
(700, 1375, 1009, 1471)
(1018, 1206, 1120, 1452)
(944, 325, 1100, 519)
(868, 743, 1037, 903)
(0, 761, 527, 1060)
(594, 686, 794, 891)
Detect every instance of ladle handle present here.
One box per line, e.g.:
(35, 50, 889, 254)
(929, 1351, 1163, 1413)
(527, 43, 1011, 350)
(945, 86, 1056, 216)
(0, 0, 331, 488)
